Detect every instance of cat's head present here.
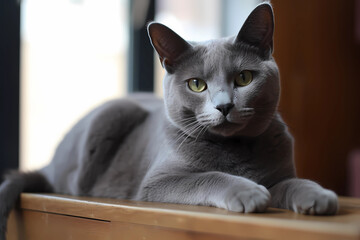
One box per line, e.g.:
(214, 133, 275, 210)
(148, 3, 279, 138)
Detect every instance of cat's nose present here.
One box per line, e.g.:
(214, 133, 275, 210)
(216, 103, 234, 116)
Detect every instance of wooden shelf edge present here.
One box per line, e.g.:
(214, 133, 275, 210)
(12, 193, 360, 240)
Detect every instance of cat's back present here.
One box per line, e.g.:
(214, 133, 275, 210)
(42, 94, 162, 195)
(83, 94, 167, 198)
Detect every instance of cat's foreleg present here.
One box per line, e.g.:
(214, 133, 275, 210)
(269, 178, 338, 215)
(138, 171, 271, 213)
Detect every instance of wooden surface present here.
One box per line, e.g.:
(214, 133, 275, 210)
(6, 193, 360, 240)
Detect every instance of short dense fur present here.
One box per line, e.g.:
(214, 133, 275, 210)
(0, 3, 338, 239)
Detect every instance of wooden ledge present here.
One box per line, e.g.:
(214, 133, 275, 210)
(7, 193, 360, 240)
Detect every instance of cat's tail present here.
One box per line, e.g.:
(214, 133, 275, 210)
(0, 171, 52, 240)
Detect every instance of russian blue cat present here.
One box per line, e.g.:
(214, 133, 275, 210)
(0, 3, 338, 239)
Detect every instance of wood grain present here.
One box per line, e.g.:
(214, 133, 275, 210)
(6, 193, 360, 240)
(9, 210, 110, 240)
(110, 222, 243, 240)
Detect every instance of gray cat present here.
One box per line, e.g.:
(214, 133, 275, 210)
(0, 3, 338, 239)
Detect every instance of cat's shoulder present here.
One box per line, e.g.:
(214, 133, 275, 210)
(87, 98, 147, 127)
(126, 93, 163, 112)
(88, 94, 162, 122)
(66, 96, 157, 142)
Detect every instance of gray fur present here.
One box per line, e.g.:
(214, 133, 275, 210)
(0, 3, 338, 239)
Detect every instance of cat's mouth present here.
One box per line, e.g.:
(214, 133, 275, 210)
(213, 120, 239, 129)
(208, 109, 255, 137)
(209, 120, 246, 137)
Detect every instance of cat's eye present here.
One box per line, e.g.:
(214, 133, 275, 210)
(235, 70, 253, 87)
(188, 78, 207, 92)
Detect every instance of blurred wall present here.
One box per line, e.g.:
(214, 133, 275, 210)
(272, 0, 360, 195)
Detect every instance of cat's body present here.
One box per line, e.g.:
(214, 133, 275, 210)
(41, 94, 293, 200)
(0, 3, 338, 239)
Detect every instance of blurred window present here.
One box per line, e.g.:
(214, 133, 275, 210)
(20, 0, 129, 170)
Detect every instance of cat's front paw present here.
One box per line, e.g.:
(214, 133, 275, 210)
(224, 184, 270, 213)
(292, 189, 338, 215)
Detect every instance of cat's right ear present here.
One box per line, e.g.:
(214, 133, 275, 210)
(147, 22, 192, 73)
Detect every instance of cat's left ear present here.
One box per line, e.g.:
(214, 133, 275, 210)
(235, 3, 274, 57)
(147, 22, 192, 73)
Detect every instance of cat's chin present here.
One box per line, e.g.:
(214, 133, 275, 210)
(208, 121, 246, 137)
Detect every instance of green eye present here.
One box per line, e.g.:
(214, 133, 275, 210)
(235, 70, 253, 87)
(188, 78, 207, 92)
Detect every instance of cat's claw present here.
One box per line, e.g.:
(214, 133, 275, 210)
(225, 184, 270, 213)
(292, 189, 338, 215)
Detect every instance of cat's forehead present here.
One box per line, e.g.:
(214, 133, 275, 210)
(181, 37, 262, 78)
(193, 37, 235, 59)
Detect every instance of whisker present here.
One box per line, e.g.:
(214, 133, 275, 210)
(195, 125, 209, 142)
(176, 123, 203, 152)
(171, 124, 197, 145)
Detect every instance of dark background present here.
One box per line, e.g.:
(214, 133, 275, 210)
(272, 0, 360, 195)
(0, 0, 20, 178)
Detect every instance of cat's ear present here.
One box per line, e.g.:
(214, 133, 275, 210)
(147, 22, 192, 72)
(235, 3, 274, 57)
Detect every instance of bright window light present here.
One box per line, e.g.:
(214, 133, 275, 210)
(20, 0, 129, 170)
